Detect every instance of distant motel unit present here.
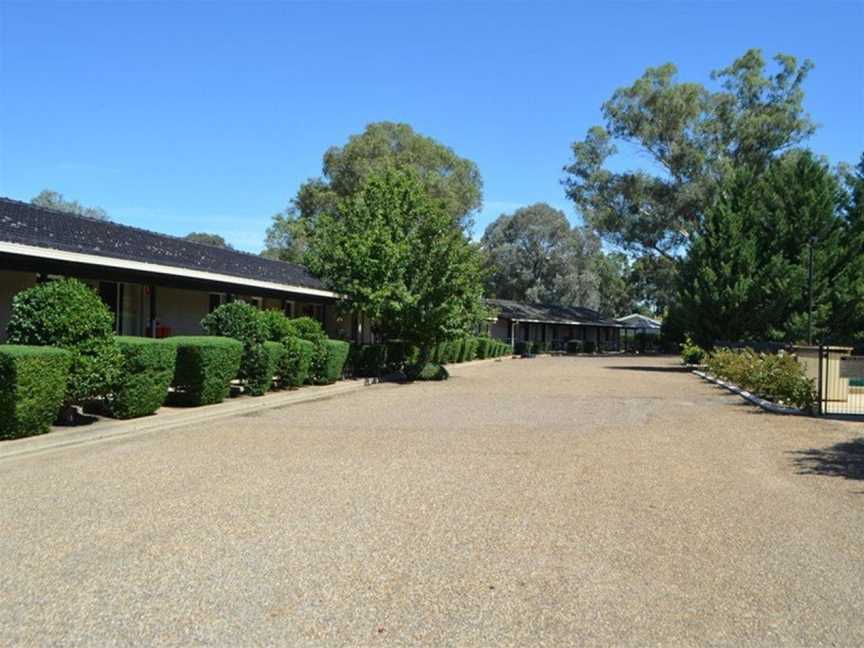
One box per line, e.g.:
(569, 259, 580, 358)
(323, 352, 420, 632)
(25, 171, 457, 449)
(486, 298, 627, 350)
(0, 197, 372, 343)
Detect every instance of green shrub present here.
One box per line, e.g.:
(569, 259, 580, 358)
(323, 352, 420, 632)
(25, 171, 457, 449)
(533, 340, 548, 354)
(0, 345, 71, 439)
(680, 335, 706, 365)
(458, 338, 473, 362)
(285, 316, 326, 343)
(280, 337, 315, 387)
(310, 339, 350, 385)
(444, 339, 461, 364)
(406, 362, 449, 381)
(706, 348, 815, 410)
(201, 302, 270, 394)
(201, 301, 267, 346)
(583, 340, 596, 354)
(260, 309, 294, 342)
(6, 278, 123, 407)
(429, 341, 447, 364)
(514, 340, 530, 355)
(255, 341, 284, 393)
(169, 336, 243, 406)
(107, 337, 176, 419)
(475, 337, 491, 359)
(566, 340, 583, 354)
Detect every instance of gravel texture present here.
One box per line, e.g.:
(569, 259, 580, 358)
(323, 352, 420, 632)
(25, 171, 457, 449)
(1, 355, 863, 647)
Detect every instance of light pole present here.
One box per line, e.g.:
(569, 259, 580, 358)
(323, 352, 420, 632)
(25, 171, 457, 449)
(807, 235, 816, 346)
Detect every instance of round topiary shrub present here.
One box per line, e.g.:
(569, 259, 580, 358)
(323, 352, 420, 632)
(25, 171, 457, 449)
(201, 301, 272, 395)
(285, 316, 326, 343)
(260, 309, 294, 342)
(6, 278, 123, 415)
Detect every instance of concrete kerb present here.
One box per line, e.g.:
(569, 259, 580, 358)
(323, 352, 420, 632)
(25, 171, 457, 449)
(0, 380, 370, 462)
(0, 354, 516, 461)
(693, 369, 807, 416)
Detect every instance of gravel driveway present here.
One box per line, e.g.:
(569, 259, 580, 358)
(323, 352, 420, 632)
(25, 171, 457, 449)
(1, 355, 863, 646)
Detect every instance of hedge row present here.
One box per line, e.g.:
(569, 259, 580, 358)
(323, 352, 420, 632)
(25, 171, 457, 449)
(0, 346, 72, 439)
(705, 348, 816, 410)
(108, 336, 177, 419)
(0, 280, 354, 438)
(349, 336, 511, 378)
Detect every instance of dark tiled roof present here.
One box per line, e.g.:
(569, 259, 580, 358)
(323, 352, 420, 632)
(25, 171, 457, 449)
(0, 197, 326, 291)
(486, 298, 622, 327)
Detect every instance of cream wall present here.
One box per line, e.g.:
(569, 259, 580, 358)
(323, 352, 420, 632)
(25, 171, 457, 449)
(0, 270, 37, 341)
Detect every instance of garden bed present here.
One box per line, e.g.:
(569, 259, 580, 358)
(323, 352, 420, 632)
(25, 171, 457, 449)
(693, 370, 807, 416)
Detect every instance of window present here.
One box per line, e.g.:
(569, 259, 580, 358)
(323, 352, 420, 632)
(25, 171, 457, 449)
(99, 282, 119, 331)
(209, 294, 224, 313)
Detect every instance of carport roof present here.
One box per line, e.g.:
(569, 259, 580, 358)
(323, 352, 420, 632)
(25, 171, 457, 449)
(486, 298, 623, 327)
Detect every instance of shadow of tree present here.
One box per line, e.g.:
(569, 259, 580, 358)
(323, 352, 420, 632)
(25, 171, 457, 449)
(791, 438, 864, 481)
(604, 365, 690, 373)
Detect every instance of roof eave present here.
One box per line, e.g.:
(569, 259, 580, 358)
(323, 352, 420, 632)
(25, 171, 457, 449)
(0, 240, 340, 300)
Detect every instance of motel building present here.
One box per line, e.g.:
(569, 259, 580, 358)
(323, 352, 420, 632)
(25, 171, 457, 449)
(0, 197, 359, 342)
(486, 298, 626, 350)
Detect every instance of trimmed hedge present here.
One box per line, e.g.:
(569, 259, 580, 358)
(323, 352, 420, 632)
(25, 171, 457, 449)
(259, 341, 285, 393)
(466, 337, 479, 362)
(281, 337, 315, 388)
(285, 316, 326, 343)
(406, 362, 449, 381)
(311, 339, 351, 385)
(476, 337, 492, 359)
(583, 341, 596, 354)
(451, 339, 465, 363)
(429, 341, 447, 364)
(169, 336, 243, 406)
(6, 278, 122, 406)
(107, 337, 176, 419)
(0, 345, 72, 439)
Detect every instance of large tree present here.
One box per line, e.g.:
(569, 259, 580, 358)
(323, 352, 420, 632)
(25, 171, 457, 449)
(304, 168, 486, 351)
(673, 150, 862, 345)
(264, 122, 483, 261)
(563, 49, 815, 304)
(183, 232, 233, 249)
(31, 190, 109, 220)
(481, 202, 635, 315)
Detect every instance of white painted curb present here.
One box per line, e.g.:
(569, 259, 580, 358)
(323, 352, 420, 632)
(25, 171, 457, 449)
(693, 370, 807, 416)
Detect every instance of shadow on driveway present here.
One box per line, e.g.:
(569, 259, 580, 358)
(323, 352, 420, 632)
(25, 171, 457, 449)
(604, 365, 690, 373)
(791, 438, 864, 482)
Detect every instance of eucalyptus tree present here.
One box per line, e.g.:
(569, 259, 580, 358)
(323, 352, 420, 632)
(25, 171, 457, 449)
(563, 49, 816, 302)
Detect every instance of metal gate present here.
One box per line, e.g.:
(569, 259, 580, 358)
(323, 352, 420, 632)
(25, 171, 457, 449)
(816, 346, 864, 417)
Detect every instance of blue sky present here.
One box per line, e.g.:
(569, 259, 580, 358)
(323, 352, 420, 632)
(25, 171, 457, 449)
(1, 1, 862, 252)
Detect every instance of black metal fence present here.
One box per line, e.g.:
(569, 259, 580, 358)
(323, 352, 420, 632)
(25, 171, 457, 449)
(815, 345, 864, 417)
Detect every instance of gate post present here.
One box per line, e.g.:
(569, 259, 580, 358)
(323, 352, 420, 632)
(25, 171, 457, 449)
(817, 344, 824, 416)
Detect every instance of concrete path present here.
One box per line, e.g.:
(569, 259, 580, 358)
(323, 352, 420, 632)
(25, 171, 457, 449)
(1, 355, 862, 646)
